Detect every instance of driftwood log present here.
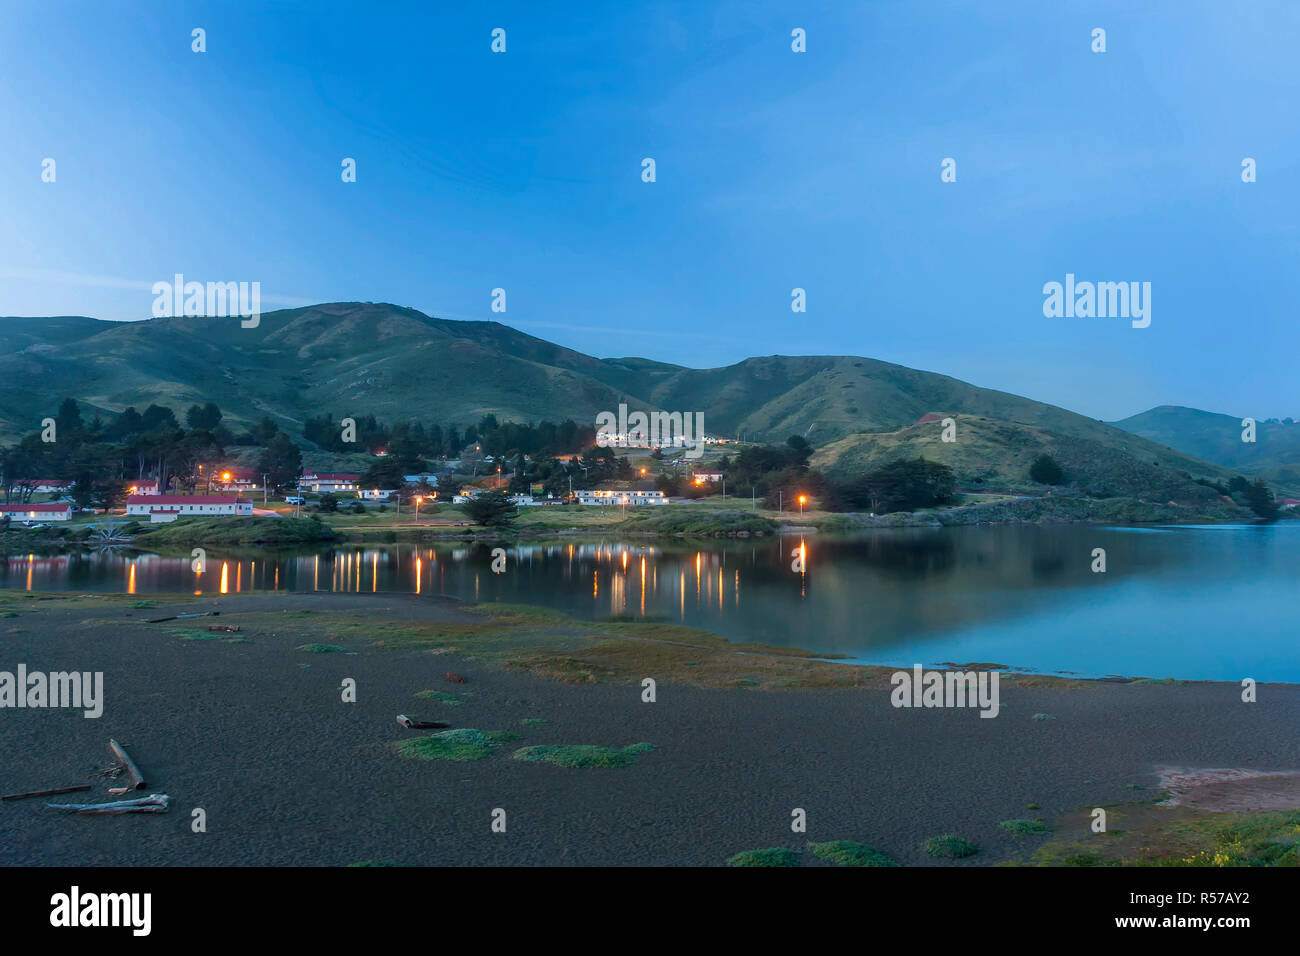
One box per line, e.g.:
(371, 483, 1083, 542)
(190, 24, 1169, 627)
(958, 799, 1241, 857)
(396, 715, 450, 730)
(2, 784, 92, 801)
(46, 793, 170, 815)
(144, 610, 220, 624)
(108, 739, 146, 790)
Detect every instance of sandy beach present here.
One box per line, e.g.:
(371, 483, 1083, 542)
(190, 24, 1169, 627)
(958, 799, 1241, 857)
(1, 590, 1297, 867)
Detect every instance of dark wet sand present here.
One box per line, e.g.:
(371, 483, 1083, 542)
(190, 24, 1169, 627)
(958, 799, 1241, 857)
(2, 592, 1297, 866)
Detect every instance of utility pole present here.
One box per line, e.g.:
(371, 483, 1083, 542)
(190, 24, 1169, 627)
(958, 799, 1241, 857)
(263, 474, 268, 506)
(779, 490, 783, 515)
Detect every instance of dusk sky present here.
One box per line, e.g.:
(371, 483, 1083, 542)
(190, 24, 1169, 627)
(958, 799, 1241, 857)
(1, 0, 1296, 421)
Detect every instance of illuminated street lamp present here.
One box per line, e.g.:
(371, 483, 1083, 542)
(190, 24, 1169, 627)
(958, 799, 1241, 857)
(414, 495, 422, 520)
(799, 494, 806, 518)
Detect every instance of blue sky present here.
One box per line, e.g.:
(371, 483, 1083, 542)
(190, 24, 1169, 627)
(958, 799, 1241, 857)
(1, 0, 1296, 421)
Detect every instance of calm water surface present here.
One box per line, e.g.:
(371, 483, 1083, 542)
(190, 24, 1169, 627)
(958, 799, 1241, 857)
(4, 524, 1296, 681)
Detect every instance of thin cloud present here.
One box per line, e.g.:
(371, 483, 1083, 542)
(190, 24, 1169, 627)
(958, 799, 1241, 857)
(0, 268, 317, 309)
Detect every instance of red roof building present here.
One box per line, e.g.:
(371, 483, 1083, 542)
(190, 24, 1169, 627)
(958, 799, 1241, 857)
(0, 502, 73, 520)
(126, 494, 253, 521)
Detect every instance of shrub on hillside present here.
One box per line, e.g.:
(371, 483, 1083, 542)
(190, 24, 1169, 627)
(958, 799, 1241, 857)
(1029, 453, 1064, 485)
(463, 490, 519, 527)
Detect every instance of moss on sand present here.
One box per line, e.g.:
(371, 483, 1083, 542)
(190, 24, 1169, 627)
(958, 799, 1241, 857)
(511, 742, 653, 768)
(414, 689, 462, 706)
(395, 728, 520, 762)
(727, 848, 800, 867)
(808, 840, 898, 867)
(925, 834, 979, 859)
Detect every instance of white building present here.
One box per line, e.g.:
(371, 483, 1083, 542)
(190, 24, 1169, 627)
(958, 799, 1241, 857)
(298, 473, 361, 494)
(575, 490, 668, 506)
(692, 471, 724, 483)
(126, 494, 254, 523)
(0, 502, 73, 522)
(403, 473, 439, 488)
(214, 467, 260, 491)
(29, 479, 73, 494)
(360, 488, 396, 501)
(127, 479, 161, 496)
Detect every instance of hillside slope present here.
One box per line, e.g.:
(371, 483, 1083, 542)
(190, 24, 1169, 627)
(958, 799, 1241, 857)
(0, 304, 1277, 499)
(1113, 405, 1300, 476)
(813, 414, 1239, 503)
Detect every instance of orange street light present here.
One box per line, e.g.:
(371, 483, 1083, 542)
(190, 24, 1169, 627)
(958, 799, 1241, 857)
(799, 495, 806, 517)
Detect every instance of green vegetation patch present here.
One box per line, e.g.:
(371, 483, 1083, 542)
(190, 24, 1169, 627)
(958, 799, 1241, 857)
(726, 848, 801, 867)
(1130, 677, 1188, 686)
(512, 742, 653, 768)
(395, 728, 519, 762)
(618, 508, 777, 536)
(1029, 806, 1300, 867)
(296, 643, 346, 653)
(925, 834, 979, 859)
(1000, 818, 1051, 836)
(415, 689, 462, 706)
(808, 840, 899, 867)
(133, 516, 342, 547)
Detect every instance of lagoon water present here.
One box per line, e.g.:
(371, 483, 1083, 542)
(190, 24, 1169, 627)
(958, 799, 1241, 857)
(4, 524, 1296, 681)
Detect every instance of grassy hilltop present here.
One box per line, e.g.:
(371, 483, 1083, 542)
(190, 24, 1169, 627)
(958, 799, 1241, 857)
(0, 303, 1291, 499)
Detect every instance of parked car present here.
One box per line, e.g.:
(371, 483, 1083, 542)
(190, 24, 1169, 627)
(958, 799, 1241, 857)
(284, 496, 306, 505)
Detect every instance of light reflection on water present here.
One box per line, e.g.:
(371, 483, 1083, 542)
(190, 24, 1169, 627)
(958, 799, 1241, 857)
(3, 524, 1296, 681)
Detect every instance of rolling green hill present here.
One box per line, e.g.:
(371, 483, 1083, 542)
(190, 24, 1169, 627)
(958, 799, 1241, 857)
(0, 302, 1280, 495)
(1112, 406, 1300, 488)
(813, 414, 1241, 502)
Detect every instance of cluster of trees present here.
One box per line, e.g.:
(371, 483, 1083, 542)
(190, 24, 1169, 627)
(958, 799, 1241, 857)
(1198, 474, 1281, 520)
(1, 399, 303, 505)
(821, 458, 957, 513)
(303, 412, 593, 461)
(463, 490, 520, 527)
(654, 434, 958, 515)
(503, 444, 630, 497)
(3, 399, 222, 506)
(682, 436, 817, 508)
(1029, 453, 1064, 485)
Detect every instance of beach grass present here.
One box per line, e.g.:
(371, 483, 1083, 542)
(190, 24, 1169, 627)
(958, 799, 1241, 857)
(395, 728, 520, 762)
(925, 834, 979, 859)
(511, 742, 653, 768)
(1000, 818, 1052, 836)
(808, 840, 899, 867)
(415, 689, 462, 706)
(1030, 805, 1300, 867)
(726, 848, 801, 867)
